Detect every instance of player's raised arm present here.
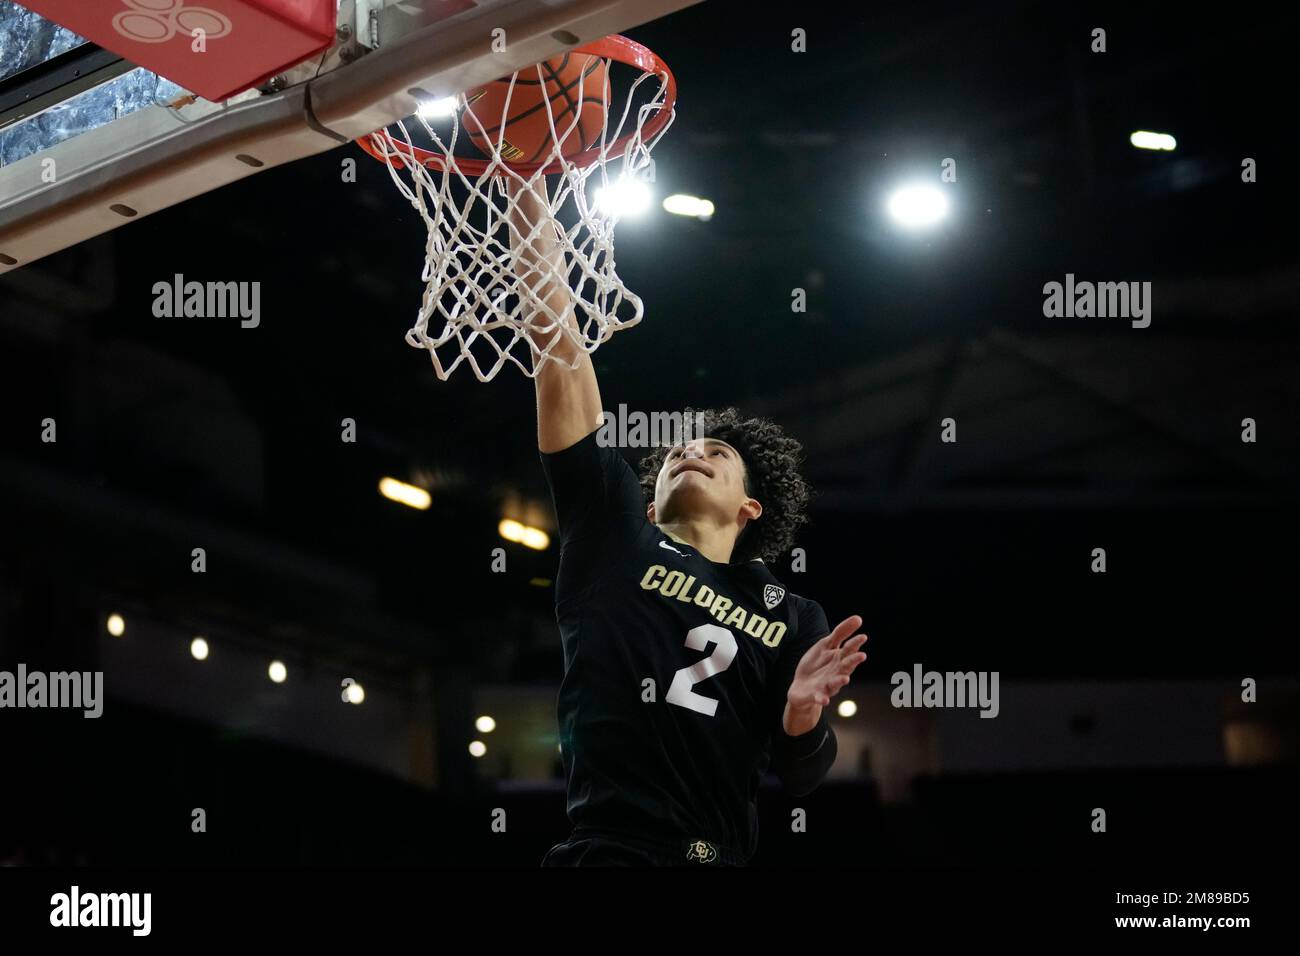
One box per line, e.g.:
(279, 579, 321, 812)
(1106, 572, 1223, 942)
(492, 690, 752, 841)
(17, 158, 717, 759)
(508, 176, 603, 454)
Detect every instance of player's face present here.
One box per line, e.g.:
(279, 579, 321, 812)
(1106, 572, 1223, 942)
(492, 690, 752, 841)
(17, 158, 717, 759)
(655, 438, 751, 520)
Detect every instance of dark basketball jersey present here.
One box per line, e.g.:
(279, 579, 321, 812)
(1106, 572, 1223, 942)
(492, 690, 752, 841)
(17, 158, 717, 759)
(540, 430, 838, 860)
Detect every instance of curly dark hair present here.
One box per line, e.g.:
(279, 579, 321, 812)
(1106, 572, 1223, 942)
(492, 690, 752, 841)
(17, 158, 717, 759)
(637, 407, 812, 565)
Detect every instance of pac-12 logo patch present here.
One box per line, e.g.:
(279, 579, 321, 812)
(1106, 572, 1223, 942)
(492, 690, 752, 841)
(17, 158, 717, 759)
(685, 840, 718, 864)
(763, 584, 786, 610)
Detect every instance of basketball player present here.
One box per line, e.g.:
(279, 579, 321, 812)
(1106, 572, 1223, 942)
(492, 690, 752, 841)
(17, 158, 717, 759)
(509, 179, 868, 866)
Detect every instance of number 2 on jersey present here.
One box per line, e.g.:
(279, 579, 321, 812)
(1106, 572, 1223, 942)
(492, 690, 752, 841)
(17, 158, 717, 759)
(665, 623, 738, 717)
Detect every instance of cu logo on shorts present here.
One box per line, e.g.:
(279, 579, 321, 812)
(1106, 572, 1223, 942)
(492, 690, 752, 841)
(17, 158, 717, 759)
(685, 840, 718, 864)
(112, 0, 233, 44)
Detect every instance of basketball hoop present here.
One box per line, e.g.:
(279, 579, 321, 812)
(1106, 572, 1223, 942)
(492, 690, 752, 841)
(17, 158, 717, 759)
(357, 35, 677, 382)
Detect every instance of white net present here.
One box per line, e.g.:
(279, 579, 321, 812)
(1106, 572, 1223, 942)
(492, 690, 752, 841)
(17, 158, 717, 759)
(364, 46, 675, 381)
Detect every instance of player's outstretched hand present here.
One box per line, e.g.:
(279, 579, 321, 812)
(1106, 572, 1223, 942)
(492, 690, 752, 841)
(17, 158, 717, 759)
(784, 615, 868, 735)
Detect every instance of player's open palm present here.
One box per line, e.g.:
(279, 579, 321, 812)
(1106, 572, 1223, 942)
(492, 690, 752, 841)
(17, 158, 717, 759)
(788, 615, 868, 713)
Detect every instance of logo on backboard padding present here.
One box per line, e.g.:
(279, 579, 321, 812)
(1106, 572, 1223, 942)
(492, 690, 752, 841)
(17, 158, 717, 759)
(113, 0, 233, 44)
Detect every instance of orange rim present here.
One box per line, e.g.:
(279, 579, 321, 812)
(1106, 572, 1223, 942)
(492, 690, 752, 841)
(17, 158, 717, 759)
(355, 34, 675, 176)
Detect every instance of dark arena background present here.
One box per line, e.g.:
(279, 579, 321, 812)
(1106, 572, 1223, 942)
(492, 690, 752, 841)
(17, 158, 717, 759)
(0, 0, 1296, 936)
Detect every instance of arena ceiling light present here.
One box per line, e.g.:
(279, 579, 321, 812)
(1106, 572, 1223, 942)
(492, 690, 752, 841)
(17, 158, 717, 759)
(1130, 130, 1177, 151)
(498, 518, 551, 551)
(662, 193, 715, 220)
(416, 95, 460, 120)
(379, 476, 431, 510)
(594, 175, 653, 217)
(887, 184, 949, 229)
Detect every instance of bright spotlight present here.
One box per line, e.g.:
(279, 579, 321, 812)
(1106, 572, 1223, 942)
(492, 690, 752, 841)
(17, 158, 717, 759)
(837, 699, 858, 718)
(594, 176, 652, 217)
(476, 715, 496, 733)
(887, 185, 949, 229)
(1130, 130, 1177, 151)
(417, 95, 460, 120)
(345, 681, 365, 705)
(519, 527, 550, 551)
(469, 740, 487, 758)
(190, 637, 210, 661)
(106, 614, 125, 637)
(379, 477, 431, 511)
(499, 518, 550, 551)
(268, 660, 288, 684)
(662, 193, 715, 220)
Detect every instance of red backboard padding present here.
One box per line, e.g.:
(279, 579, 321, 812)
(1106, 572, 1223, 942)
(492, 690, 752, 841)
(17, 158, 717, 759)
(21, 0, 337, 102)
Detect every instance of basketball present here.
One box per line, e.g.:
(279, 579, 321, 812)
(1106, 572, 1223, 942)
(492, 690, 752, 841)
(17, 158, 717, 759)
(461, 53, 609, 166)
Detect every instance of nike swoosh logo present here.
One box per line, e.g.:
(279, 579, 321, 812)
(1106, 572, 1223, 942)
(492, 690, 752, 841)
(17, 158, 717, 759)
(659, 540, 687, 556)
